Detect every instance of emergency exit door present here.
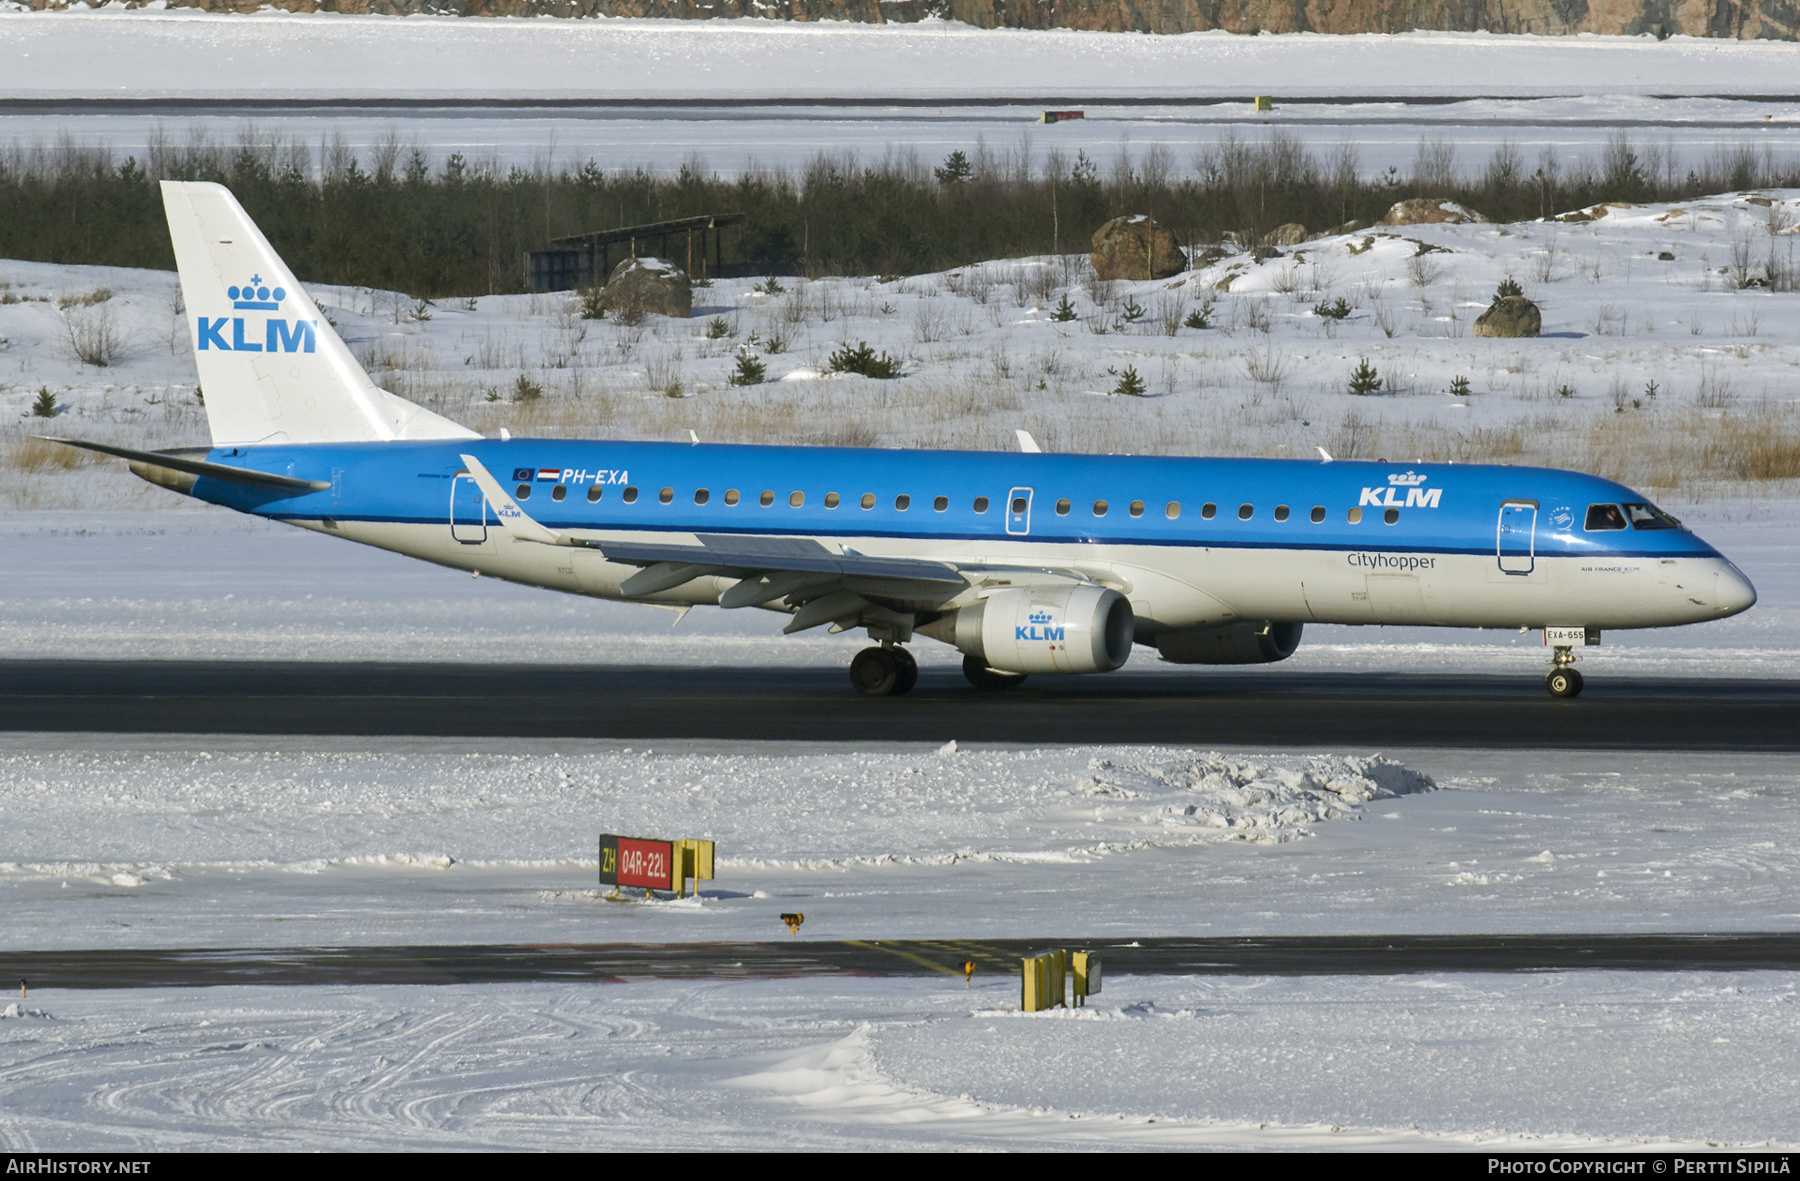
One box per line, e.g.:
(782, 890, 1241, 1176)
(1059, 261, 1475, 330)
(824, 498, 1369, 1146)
(1006, 487, 1033, 535)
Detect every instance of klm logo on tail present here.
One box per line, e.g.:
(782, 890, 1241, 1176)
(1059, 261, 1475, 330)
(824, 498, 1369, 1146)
(1018, 608, 1064, 642)
(197, 275, 317, 354)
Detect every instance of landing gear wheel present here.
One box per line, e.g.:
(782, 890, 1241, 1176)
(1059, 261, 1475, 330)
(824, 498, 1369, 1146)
(890, 647, 918, 695)
(850, 647, 900, 697)
(1546, 667, 1584, 698)
(963, 655, 1028, 691)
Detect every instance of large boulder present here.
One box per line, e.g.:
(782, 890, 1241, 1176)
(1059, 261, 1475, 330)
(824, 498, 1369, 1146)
(1090, 215, 1187, 281)
(598, 256, 690, 321)
(1263, 222, 1307, 246)
(1473, 296, 1542, 338)
(1383, 198, 1488, 226)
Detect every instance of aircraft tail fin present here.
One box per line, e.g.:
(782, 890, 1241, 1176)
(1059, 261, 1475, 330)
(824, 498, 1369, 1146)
(161, 181, 476, 447)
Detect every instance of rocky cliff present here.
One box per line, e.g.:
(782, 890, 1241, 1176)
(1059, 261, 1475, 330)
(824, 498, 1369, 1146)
(24, 0, 1798, 41)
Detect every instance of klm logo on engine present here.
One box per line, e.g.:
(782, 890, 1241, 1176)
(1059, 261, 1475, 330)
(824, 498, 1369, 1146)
(1017, 608, 1064, 642)
(196, 275, 317, 354)
(1360, 471, 1442, 509)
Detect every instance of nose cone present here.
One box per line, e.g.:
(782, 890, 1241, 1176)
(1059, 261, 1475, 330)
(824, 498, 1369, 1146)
(1715, 562, 1758, 618)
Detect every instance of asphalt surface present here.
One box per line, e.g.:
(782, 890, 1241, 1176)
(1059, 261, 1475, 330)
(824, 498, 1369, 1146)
(3, 659, 1797, 749)
(6, 935, 1796, 989)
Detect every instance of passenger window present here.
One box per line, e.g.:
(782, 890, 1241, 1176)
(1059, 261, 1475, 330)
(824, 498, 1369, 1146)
(1012, 496, 1028, 514)
(824, 492, 840, 509)
(587, 486, 603, 503)
(724, 489, 739, 506)
(759, 490, 774, 506)
(1347, 506, 1362, 524)
(895, 494, 911, 511)
(1165, 502, 1180, 519)
(1093, 500, 1108, 517)
(1384, 507, 1399, 525)
(659, 487, 674, 504)
(789, 491, 805, 507)
(1200, 503, 1216, 520)
(1238, 504, 1254, 520)
(694, 489, 709, 505)
(1129, 500, 1144, 518)
(1622, 502, 1679, 531)
(861, 493, 876, 510)
(516, 483, 532, 500)
(1273, 504, 1289, 522)
(974, 496, 990, 513)
(1310, 505, 1325, 523)
(934, 495, 948, 512)
(1055, 499, 1071, 515)
(623, 486, 638, 504)
(552, 485, 567, 502)
(1585, 504, 1628, 531)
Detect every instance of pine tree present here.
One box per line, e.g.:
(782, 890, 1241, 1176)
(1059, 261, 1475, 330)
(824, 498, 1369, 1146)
(1113, 366, 1147, 397)
(1050, 294, 1078, 322)
(1449, 374, 1472, 398)
(933, 151, 973, 186)
(1493, 277, 1523, 302)
(1347, 358, 1382, 396)
(728, 351, 766, 386)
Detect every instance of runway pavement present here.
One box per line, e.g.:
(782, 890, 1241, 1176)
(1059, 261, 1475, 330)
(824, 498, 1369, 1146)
(2, 659, 1797, 749)
(7, 934, 1796, 989)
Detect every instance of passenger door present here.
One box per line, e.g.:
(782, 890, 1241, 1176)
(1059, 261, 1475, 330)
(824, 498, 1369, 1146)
(1497, 501, 1537, 575)
(1006, 487, 1033, 536)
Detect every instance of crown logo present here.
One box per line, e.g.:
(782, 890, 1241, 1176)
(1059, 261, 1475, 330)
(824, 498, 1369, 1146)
(229, 275, 286, 311)
(1028, 610, 1054, 624)
(1387, 471, 1428, 486)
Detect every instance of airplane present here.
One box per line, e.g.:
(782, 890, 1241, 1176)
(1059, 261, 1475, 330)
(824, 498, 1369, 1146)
(47, 182, 1757, 700)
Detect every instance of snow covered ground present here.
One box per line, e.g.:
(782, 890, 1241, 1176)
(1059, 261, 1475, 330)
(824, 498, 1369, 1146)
(6, 188, 1800, 510)
(3, 972, 1795, 1150)
(2, 732, 1798, 1149)
(8, 101, 1800, 182)
(6, 10, 1800, 101)
(2, 736, 1798, 947)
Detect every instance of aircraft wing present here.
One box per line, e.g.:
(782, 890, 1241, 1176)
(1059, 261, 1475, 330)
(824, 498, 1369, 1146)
(458, 453, 1111, 633)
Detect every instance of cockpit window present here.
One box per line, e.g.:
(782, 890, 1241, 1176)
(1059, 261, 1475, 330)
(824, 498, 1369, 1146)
(1584, 503, 1628, 531)
(1623, 502, 1681, 531)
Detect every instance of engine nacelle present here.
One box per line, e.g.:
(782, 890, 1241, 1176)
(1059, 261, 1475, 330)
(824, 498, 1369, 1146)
(921, 586, 1133, 675)
(1154, 621, 1303, 665)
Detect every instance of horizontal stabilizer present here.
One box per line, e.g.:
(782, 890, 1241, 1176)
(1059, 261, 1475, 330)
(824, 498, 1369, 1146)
(37, 437, 330, 494)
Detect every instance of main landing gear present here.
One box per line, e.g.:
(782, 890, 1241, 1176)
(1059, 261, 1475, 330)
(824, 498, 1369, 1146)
(1546, 646, 1584, 698)
(850, 645, 918, 698)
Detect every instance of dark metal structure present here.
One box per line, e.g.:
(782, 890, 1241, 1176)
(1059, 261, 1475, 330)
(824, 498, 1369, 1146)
(526, 213, 746, 291)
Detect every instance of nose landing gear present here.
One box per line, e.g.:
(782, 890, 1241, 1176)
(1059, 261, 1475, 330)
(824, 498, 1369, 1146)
(1545, 646, 1584, 698)
(850, 645, 918, 698)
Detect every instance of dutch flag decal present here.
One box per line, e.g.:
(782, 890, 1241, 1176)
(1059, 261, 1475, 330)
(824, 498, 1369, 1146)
(536, 468, 561, 482)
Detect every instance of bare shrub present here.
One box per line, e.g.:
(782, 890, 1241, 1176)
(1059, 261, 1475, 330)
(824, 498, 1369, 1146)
(62, 304, 122, 367)
(1404, 253, 1445, 288)
(1154, 291, 1186, 337)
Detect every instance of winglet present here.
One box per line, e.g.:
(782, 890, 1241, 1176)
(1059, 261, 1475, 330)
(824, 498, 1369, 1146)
(1316, 446, 1335, 463)
(1016, 430, 1042, 454)
(459, 454, 564, 546)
